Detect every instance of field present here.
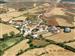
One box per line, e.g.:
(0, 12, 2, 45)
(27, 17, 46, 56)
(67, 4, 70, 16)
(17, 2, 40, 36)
(42, 29, 75, 43)
(0, 23, 19, 38)
(66, 42, 75, 48)
(3, 39, 29, 56)
(0, 37, 22, 51)
(0, 11, 23, 21)
(19, 44, 75, 56)
(0, 2, 75, 56)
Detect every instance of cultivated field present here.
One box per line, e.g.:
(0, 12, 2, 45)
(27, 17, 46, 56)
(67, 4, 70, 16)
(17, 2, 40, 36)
(44, 8, 65, 17)
(0, 23, 19, 38)
(66, 42, 75, 48)
(42, 29, 75, 43)
(3, 39, 29, 56)
(19, 44, 75, 56)
(0, 11, 23, 21)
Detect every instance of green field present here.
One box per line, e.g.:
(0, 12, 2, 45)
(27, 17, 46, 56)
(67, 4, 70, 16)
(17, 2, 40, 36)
(0, 37, 22, 51)
(0, 34, 24, 56)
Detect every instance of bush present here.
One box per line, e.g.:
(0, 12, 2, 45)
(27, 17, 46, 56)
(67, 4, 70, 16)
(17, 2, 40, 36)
(57, 43, 75, 52)
(16, 49, 23, 56)
(18, 8, 26, 11)
(16, 33, 21, 37)
(9, 31, 15, 37)
(1, 43, 7, 49)
(2, 33, 9, 40)
(0, 50, 4, 56)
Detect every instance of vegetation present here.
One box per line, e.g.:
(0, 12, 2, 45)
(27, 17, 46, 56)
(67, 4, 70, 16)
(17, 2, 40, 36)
(0, 50, 4, 56)
(9, 31, 15, 37)
(56, 43, 75, 52)
(18, 8, 27, 11)
(41, 19, 48, 25)
(0, 8, 8, 14)
(2, 33, 9, 40)
(16, 35, 75, 56)
(15, 35, 51, 55)
(16, 49, 23, 56)
(0, 32, 24, 56)
(23, 13, 40, 24)
(0, 18, 2, 23)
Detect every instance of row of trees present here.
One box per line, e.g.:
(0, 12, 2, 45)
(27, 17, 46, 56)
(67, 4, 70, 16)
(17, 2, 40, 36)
(0, 31, 21, 41)
(0, 8, 8, 14)
(0, 32, 22, 56)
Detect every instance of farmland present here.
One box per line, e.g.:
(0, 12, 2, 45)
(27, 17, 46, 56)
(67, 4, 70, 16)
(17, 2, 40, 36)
(0, 1, 75, 56)
(0, 23, 19, 38)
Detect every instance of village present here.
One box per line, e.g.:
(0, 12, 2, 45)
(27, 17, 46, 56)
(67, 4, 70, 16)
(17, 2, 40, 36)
(0, 0, 75, 56)
(0, 4, 75, 38)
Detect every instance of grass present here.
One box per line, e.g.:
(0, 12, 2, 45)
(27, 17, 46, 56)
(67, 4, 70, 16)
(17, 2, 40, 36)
(0, 34, 24, 56)
(0, 37, 22, 51)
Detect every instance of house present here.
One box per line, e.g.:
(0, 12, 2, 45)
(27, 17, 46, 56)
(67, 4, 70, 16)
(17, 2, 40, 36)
(31, 32, 39, 39)
(9, 20, 23, 25)
(9, 20, 16, 24)
(47, 26, 60, 34)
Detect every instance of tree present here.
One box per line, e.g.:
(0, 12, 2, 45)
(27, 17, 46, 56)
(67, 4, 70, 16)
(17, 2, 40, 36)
(0, 18, 2, 23)
(1, 43, 7, 48)
(18, 8, 26, 11)
(2, 33, 9, 40)
(0, 50, 4, 56)
(16, 33, 21, 37)
(9, 31, 15, 37)
(16, 49, 23, 56)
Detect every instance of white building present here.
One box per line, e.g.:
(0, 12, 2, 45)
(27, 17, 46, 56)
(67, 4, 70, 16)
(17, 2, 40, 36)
(31, 33, 39, 39)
